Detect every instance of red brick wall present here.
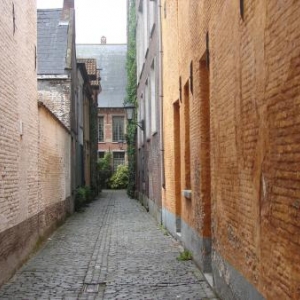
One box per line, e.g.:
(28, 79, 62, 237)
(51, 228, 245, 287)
(162, 0, 300, 299)
(98, 107, 128, 158)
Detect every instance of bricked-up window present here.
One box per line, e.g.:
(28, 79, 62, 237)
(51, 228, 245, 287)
(98, 117, 104, 142)
(112, 116, 124, 142)
(113, 152, 125, 172)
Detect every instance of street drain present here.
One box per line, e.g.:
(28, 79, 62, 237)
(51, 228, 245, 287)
(83, 283, 106, 293)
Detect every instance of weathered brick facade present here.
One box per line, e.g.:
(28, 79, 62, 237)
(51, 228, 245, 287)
(0, 0, 39, 286)
(162, 1, 300, 299)
(0, 0, 80, 287)
(76, 44, 128, 172)
(136, 0, 163, 223)
(38, 80, 72, 130)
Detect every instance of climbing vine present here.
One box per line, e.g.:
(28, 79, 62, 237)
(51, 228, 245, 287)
(126, 0, 137, 198)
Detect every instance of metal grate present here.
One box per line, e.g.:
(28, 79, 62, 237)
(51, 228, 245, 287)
(82, 282, 106, 294)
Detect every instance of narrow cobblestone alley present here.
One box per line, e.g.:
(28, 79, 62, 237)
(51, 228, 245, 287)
(0, 190, 217, 300)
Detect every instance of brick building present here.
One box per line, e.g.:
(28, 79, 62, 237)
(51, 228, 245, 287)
(77, 43, 128, 172)
(161, 1, 300, 299)
(0, 0, 39, 286)
(77, 59, 101, 191)
(135, 0, 164, 223)
(0, 0, 70, 286)
(37, 1, 79, 195)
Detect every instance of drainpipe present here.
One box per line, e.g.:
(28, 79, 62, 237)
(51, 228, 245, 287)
(158, 0, 165, 191)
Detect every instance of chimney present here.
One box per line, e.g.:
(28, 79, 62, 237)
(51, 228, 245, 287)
(101, 36, 107, 44)
(61, 0, 74, 21)
(63, 0, 74, 10)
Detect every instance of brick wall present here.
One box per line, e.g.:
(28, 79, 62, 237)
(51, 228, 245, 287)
(162, 0, 300, 299)
(98, 108, 128, 154)
(38, 104, 72, 227)
(136, 0, 162, 221)
(0, 0, 39, 285)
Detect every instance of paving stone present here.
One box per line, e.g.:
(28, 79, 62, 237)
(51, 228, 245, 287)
(0, 190, 218, 299)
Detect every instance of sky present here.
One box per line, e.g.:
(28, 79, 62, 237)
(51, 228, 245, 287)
(36, 0, 127, 44)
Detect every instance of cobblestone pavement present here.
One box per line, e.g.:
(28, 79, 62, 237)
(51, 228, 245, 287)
(0, 190, 218, 300)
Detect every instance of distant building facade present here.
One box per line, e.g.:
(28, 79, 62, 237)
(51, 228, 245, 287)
(77, 44, 128, 172)
(135, 0, 163, 223)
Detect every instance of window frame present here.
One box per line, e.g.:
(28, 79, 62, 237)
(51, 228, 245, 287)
(112, 116, 125, 142)
(98, 116, 104, 142)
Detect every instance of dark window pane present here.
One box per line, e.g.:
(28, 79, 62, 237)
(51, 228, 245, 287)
(98, 151, 105, 159)
(98, 117, 104, 142)
(112, 116, 124, 142)
(113, 152, 125, 172)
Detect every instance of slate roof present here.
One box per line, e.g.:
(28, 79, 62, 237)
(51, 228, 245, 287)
(37, 9, 69, 75)
(76, 44, 127, 108)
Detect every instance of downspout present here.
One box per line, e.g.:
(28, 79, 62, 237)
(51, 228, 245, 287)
(158, 0, 165, 191)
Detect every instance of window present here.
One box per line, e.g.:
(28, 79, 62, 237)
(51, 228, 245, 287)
(149, 0, 155, 36)
(112, 116, 124, 142)
(98, 151, 105, 159)
(150, 59, 157, 134)
(143, 0, 149, 53)
(138, 93, 145, 147)
(98, 117, 104, 142)
(113, 152, 125, 172)
(145, 81, 151, 140)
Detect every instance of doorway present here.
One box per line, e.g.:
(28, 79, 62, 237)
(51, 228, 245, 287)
(173, 100, 182, 233)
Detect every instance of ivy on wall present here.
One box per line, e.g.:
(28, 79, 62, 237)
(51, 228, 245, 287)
(126, 0, 137, 198)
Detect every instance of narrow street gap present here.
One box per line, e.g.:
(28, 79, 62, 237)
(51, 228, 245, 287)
(0, 190, 218, 300)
